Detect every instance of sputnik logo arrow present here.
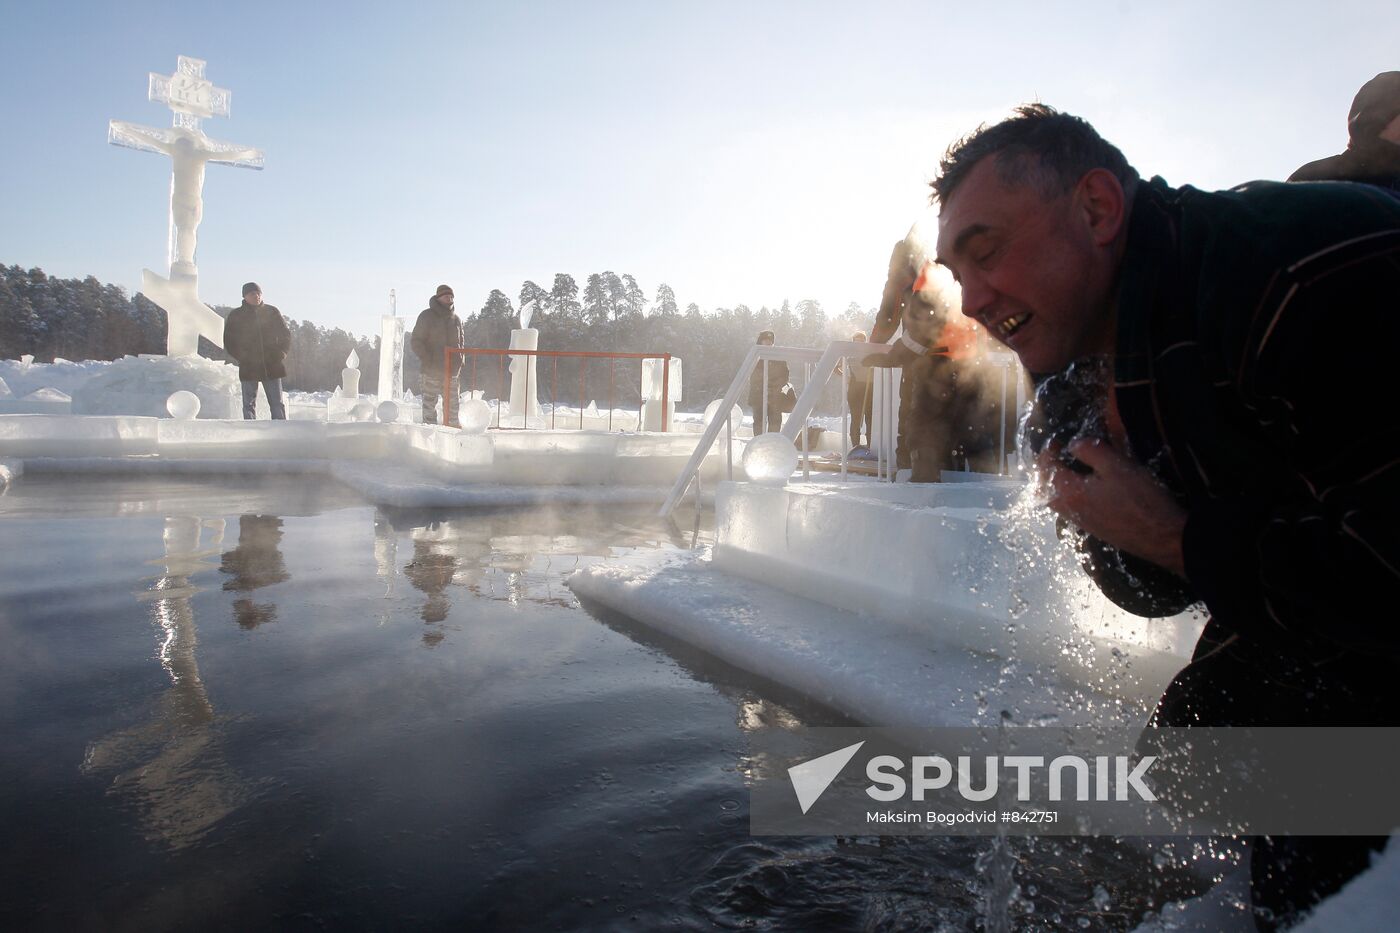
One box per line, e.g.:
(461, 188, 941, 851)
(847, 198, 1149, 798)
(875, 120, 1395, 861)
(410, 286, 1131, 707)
(788, 741, 865, 814)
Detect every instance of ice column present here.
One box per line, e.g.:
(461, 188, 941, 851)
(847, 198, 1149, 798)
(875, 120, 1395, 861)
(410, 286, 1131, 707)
(377, 316, 405, 404)
(641, 357, 681, 431)
(508, 301, 541, 425)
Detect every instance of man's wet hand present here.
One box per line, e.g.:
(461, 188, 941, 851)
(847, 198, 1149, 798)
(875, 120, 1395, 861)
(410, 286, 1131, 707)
(1036, 438, 1188, 577)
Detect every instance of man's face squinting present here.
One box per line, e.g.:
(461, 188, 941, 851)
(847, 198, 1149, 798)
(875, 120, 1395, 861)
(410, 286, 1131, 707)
(936, 157, 1116, 374)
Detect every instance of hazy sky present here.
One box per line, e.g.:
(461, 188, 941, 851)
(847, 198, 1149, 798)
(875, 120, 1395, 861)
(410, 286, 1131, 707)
(2, 0, 1396, 337)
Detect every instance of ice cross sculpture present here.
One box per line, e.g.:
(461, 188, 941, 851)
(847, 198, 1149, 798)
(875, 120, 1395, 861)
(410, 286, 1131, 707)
(109, 56, 265, 356)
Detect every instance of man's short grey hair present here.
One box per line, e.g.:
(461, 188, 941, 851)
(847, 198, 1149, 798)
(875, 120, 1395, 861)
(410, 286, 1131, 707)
(930, 104, 1139, 205)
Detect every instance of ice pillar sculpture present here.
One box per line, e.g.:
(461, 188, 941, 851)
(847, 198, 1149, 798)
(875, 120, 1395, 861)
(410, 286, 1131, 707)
(378, 315, 405, 404)
(109, 56, 265, 356)
(508, 301, 541, 424)
(641, 357, 681, 431)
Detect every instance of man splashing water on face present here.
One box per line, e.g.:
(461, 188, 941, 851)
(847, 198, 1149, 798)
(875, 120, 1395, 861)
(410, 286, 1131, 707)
(932, 104, 1400, 930)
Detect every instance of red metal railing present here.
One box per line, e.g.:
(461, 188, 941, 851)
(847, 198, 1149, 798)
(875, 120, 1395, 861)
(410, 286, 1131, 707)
(443, 348, 671, 431)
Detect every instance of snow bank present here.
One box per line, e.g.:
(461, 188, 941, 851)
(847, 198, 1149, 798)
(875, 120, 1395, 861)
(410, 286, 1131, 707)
(0, 357, 110, 399)
(70, 354, 242, 418)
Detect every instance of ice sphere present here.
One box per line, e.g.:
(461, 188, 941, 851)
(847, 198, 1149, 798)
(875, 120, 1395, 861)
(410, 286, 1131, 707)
(703, 398, 743, 428)
(376, 400, 399, 423)
(350, 400, 376, 422)
(743, 433, 798, 485)
(459, 398, 492, 434)
(166, 390, 201, 420)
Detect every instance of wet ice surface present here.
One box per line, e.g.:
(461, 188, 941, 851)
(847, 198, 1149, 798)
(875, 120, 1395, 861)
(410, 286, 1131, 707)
(0, 476, 1187, 931)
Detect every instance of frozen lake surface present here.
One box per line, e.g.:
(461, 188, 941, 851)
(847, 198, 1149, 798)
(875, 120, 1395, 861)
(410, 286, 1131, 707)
(0, 475, 1180, 930)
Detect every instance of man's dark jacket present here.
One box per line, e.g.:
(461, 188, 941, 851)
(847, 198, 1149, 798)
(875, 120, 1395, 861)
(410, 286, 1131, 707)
(224, 301, 292, 382)
(1102, 176, 1400, 725)
(411, 296, 464, 377)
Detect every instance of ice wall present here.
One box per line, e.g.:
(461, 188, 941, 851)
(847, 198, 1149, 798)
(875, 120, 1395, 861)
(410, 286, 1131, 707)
(712, 480, 1207, 706)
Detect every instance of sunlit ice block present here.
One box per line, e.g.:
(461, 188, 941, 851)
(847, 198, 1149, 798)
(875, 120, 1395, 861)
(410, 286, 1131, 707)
(155, 418, 320, 458)
(0, 414, 159, 458)
(486, 430, 730, 486)
(712, 481, 1207, 706)
(398, 424, 495, 480)
(154, 419, 386, 459)
(615, 431, 732, 484)
(489, 431, 623, 485)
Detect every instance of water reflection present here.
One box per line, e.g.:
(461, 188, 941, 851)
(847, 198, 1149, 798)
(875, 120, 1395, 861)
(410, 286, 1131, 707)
(378, 506, 694, 647)
(218, 514, 290, 629)
(404, 524, 459, 645)
(80, 515, 249, 850)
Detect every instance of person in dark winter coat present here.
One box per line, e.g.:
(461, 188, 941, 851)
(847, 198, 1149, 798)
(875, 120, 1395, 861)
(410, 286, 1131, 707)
(1289, 71, 1400, 190)
(933, 104, 1400, 930)
(747, 330, 788, 435)
(223, 282, 291, 420)
(411, 285, 464, 426)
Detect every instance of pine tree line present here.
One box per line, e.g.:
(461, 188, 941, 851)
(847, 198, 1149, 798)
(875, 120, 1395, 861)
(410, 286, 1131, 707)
(2, 265, 875, 409)
(1, 265, 378, 395)
(427, 273, 874, 411)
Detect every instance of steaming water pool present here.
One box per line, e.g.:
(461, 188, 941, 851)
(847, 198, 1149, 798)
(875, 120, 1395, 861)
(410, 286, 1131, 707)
(0, 474, 1190, 931)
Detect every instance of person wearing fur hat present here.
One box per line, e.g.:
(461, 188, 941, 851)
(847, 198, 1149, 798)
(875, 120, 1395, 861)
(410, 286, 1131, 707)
(223, 282, 290, 419)
(411, 285, 464, 426)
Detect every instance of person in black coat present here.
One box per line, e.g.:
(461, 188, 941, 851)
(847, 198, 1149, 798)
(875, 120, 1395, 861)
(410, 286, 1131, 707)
(747, 330, 788, 435)
(223, 282, 291, 420)
(411, 285, 464, 426)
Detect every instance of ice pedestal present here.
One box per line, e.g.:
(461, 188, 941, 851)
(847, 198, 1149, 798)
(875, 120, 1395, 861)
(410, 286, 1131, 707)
(326, 394, 357, 422)
(506, 328, 541, 426)
(70, 354, 244, 418)
(640, 357, 681, 431)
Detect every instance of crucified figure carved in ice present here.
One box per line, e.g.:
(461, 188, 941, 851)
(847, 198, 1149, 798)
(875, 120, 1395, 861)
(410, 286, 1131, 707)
(109, 56, 265, 356)
(113, 126, 263, 269)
